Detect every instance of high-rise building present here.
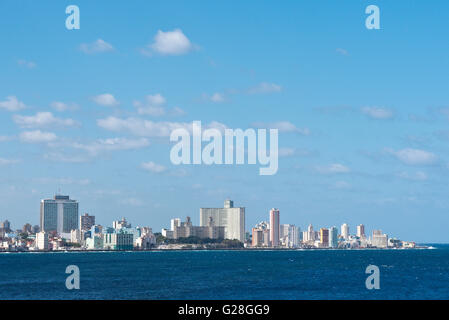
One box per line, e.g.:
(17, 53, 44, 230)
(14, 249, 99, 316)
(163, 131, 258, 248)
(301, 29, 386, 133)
(357, 224, 365, 238)
(280, 224, 299, 247)
(173, 216, 225, 239)
(112, 217, 131, 230)
(35, 231, 49, 250)
(341, 223, 349, 240)
(371, 230, 388, 248)
(269, 208, 280, 247)
(80, 213, 95, 231)
(22, 223, 32, 234)
(329, 226, 338, 248)
(320, 228, 329, 247)
(252, 228, 264, 247)
(0, 220, 11, 233)
(200, 200, 245, 242)
(40, 195, 79, 238)
(170, 218, 181, 231)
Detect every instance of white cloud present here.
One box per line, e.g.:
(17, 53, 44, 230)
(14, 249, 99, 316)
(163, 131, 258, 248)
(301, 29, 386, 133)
(336, 48, 349, 56)
(0, 96, 26, 112)
(144, 29, 194, 56)
(97, 116, 226, 137)
(80, 39, 114, 54)
(51, 101, 78, 112)
(397, 171, 428, 181)
(316, 163, 350, 174)
(133, 94, 185, 117)
(71, 138, 150, 155)
(361, 106, 394, 119)
(13, 112, 78, 128)
(278, 148, 296, 157)
(43, 152, 90, 163)
(0, 136, 12, 142)
(387, 148, 437, 166)
(0, 158, 20, 166)
(119, 198, 144, 206)
(252, 121, 310, 135)
(333, 180, 351, 189)
(133, 94, 166, 116)
(19, 130, 57, 143)
(17, 59, 36, 68)
(92, 93, 119, 107)
(141, 161, 167, 173)
(248, 82, 282, 94)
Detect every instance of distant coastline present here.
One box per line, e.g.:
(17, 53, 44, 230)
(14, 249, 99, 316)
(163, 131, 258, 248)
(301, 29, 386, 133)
(0, 245, 434, 254)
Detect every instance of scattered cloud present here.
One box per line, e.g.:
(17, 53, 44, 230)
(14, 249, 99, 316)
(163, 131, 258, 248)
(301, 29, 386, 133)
(278, 148, 296, 157)
(141, 161, 167, 173)
(386, 148, 438, 166)
(19, 130, 57, 143)
(252, 121, 310, 135)
(142, 29, 194, 56)
(0, 136, 13, 142)
(92, 93, 119, 107)
(247, 82, 282, 94)
(202, 92, 225, 103)
(397, 171, 428, 181)
(70, 138, 150, 155)
(80, 39, 114, 54)
(119, 197, 144, 207)
(0, 158, 20, 166)
(336, 48, 349, 56)
(361, 106, 394, 119)
(333, 180, 351, 189)
(13, 112, 79, 128)
(0, 96, 26, 112)
(316, 163, 350, 174)
(17, 59, 36, 68)
(51, 101, 79, 112)
(97, 116, 226, 137)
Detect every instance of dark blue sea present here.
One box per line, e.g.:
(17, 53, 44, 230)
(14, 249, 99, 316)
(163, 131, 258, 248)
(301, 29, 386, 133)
(1, 245, 448, 300)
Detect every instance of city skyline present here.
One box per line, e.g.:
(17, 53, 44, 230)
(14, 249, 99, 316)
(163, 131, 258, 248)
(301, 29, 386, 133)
(1, 194, 417, 247)
(2, 1, 449, 243)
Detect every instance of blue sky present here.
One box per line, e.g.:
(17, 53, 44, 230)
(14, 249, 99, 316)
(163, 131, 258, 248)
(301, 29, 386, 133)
(1, 0, 449, 242)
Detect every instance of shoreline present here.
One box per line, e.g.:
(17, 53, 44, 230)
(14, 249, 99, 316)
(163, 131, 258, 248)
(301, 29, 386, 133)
(0, 245, 434, 254)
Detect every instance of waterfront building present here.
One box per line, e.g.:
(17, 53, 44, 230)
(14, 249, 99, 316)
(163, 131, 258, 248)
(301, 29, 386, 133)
(112, 217, 131, 230)
(80, 213, 95, 231)
(103, 230, 133, 250)
(86, 236, 104, 250)
(252, 228, 264, 247)
(162, 228, 174, 239)
(40, 195, 79, 239)
(170, 218, 181, 231)
(173, 216, 225, 239)
(70, 229, 81, 243)
(372, 230, 388, 248)
(269, 208, 280, 247)
(357, 224, 365, 238)
(329, 226, 338, 248)
(200, 199, 245, 242)
(280, 224, 299, 247)
(22, 223, 32, 234)
(320, 228, 329, 247)
(341, 223, 349, 240)
(0, 220, 11, 233)
(35, 231, 49, 250)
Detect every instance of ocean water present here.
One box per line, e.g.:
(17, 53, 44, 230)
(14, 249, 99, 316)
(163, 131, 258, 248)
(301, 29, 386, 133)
(1, 245, 448, 300)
